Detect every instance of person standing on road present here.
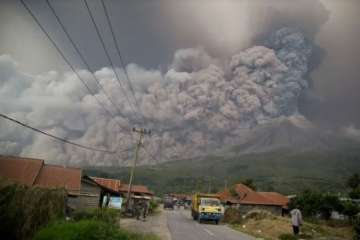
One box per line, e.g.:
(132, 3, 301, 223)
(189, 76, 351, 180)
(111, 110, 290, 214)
(290, 207, 303, 236)
(142, 199, 150, 221)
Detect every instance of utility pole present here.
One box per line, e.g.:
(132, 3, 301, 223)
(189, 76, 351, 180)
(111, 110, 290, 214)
(125, 127, 151, 211)
(208, 176, 212, 193)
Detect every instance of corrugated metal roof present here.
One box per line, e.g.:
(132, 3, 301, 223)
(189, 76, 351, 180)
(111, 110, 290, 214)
(0, 155, 44, 186)
(34, 164, 82, 194)
(92, 177, 121, 192)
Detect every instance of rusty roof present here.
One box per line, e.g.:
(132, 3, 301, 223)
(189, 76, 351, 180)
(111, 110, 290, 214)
(34, 164, 82, 194)
(119, 184, 153, 195)
(234, 183, 254, 194)
(0, 155, 44, 186)
(218, 184, 289, 206)
(92, 177, 121, 192)
(258, 192, 289, 207)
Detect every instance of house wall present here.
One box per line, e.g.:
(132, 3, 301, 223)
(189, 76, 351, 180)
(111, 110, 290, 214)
(239, 204, 283, 215)
(67, 180, 101, 210)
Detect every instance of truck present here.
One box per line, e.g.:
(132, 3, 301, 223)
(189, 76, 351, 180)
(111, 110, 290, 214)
(191, 193, 224, 224)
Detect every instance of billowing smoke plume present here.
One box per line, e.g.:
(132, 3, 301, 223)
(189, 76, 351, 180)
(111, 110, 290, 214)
(0, 28, 312, 165)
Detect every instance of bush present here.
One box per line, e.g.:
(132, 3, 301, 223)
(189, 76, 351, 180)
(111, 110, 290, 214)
(223, 208, 243, 224)
(73, 208, 120, 225)
(0, 181, 65, 240)
(354, 216, 360, 238)
(289, 190, 344, 219)
(33, 220, 160, 240)
(148, 200, 159, 214)
(33, 220, 128, 240)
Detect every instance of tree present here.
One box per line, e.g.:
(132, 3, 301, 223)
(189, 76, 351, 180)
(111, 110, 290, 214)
(241, 179, 257, 191)
(341, 201, 359, 220)
(347, 173, 360, 190)
(349, 187, 360, 200)
(318, 194, 343, 220)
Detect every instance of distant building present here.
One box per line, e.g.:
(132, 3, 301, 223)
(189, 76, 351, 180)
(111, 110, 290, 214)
(218, 183, 289, 215)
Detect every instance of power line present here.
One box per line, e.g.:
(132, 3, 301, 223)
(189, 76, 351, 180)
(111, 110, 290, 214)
(100, 0, 139, 109)
(46, 0, 124, 117)
(19, 1, 110, 122)
(83, 0, 144, 123)
(20, 0, 131, 136)
(0, 113, 116, 154)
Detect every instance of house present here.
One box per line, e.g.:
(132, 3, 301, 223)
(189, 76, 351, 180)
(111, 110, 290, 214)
(218, 183, 289, 215)
(118, 183, 154, 197)
(91, 177, 154, 210)
(92, 177, 122, 208)
(0, 155, 104, 210)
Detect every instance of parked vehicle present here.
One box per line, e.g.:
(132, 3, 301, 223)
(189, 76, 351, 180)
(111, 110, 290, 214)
(191, 193, 223, 224)
(163, 196, 175, 210)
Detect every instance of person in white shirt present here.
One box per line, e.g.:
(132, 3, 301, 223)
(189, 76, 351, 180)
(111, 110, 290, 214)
(290, 207, 303, 235)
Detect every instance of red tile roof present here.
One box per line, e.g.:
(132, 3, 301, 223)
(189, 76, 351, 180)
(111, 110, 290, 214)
(92, 177, 121, 192)
(0, 155, 44, 186)
(119, 184, 153, 195)
(34, 164, 82, 194)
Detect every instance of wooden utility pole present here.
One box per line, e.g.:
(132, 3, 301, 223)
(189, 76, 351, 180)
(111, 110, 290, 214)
(125, 127, 151, 210)
(208, 176, 212, 193)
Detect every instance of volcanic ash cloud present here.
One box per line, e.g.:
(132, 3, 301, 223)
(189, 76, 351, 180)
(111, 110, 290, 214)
(0, 28, 313, 165)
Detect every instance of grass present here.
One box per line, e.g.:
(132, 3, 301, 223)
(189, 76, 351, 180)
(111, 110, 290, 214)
(33, 220, 160, 240)
(232, 214, 355, 240)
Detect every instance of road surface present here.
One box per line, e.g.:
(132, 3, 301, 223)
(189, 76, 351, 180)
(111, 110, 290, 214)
(167, 209, 255, 240)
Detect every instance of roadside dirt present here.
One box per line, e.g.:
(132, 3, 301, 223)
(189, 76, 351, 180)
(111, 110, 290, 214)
(120, 206, 172, 240)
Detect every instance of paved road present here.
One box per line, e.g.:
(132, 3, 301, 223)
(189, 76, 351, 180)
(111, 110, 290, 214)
(167, 209, 255, 240)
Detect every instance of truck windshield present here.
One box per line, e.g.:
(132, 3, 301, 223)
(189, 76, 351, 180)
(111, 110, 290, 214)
(200, 198, 220, 206)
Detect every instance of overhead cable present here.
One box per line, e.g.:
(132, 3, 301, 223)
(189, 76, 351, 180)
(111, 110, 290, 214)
(0, 113, 116, 154)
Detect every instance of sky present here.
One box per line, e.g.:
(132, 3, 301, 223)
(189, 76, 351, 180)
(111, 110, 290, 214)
(0, 0, 359, 165)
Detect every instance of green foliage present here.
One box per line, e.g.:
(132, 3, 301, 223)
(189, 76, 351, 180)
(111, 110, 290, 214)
(223, 208, 243, 224)
(342, 201, 360, 220)
(85, 146, 360, 196)
(0, 181, 65, 240)
(148, 200, 159, 214)
(318, 194, 344, 220)
(349, 187, 360, 199)
(347, 173, 360, 190)
(278, 233, 312, 240)
(354, 216, 360, 237)
(33, 220, 160, 240)
(73, 208, 120, 225)
(278, 233, 298, 240)
(289, 190, 343, 219)
(241, 179, 257, 191)
(229, 186, 239, 197)
(33, 220, 127, 240)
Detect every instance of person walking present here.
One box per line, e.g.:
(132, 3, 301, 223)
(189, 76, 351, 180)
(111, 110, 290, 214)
(290, 207, 303, 235)
(142, 199, 150, 221)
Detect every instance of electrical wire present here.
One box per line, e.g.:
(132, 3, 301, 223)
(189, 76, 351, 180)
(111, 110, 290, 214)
(100, 0, 139, 109)
(0, 113, 116, 154)
(46, 0, 124, 117)
(20, 0, 132, 135)
(83, 0, 144, 123)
